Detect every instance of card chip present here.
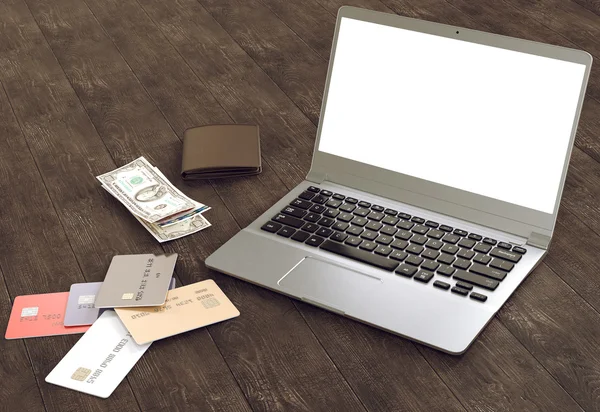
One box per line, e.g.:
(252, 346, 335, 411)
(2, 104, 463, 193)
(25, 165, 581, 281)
(21, 307, 39, 317)
(121, 293, 134, 300)
(78, 295, 96, 305)
(71, 367, 92, 381)
(201, 297, 220, 309)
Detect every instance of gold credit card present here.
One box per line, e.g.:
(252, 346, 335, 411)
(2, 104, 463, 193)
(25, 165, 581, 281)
(114, 280, 239, 344)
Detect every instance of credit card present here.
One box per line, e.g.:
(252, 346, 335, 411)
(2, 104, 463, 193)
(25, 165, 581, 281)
(65, 278, 176, 326)
(5, 292, 90, 339)
(45, 311, 150, 398)
(95, 254, 177, 308)
(115, 279, 239, 344)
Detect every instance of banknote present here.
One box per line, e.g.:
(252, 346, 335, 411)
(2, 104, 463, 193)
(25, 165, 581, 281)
(97, 157, 197, 223)
(135, 213, 211, 243)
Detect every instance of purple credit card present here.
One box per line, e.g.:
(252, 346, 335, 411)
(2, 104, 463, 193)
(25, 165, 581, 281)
(64, 278, 176, 327)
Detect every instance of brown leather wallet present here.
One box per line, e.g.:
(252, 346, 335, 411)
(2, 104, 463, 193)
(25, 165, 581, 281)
(181, 124, 261, 180)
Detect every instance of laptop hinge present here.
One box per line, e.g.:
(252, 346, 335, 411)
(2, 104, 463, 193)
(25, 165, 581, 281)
(527, 232, 551, 250)
(306, 170, 327, 184)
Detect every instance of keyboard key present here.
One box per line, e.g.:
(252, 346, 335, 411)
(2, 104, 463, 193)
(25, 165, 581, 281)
(304, 213, 321, 223)
(330, 232, 348, 242)
(473, 253, 491, 265)
(380, 225, 398, 236)
(414, 270, 434, 283)
(442, 234, 460, 244)
(323, 209, 340, 218)
(325, 199, 342, 209)
(345, 197, 358, 204)
(498, 242, 512, 250)
(374, 245, 392, 256)
(512, 246, 527, 254)
(291, 198, 312, 209)
(320, 241, 398, 271)
(282, 206, 307, 219)
(397, 220, 415, 230)
(320, 189, 333, 197)
(338, 212, 353, 222)
(261, 221, 282, 233)
(451, 286, 469, 296)
(411, 216, 425, 224)
(389, 250, 408, 261)
(453, 270, 499, 290)
(307, 186, 320, 193)
(422, 249, 440, 260)
(376, 235, 393, 245)
(302, 223, 319, 233)
(291, 231, 310, 242)
(371, 205, 384, 212)
(298, 191, 315, 200)
(457, 249, 475, 260)
(359, 241, 377, 251)
(273, 214, 304, 228)
(345, 236, 362, 247)
(437, 265, 455, 276)
(391, 239, 408, 250)
(469, 263, 507, 281)
(305, 235, 325, 247)
(354, 207, 370, 217)
(406, 255, 424, 266)
(352, 217, 368, 227)
(474, 243, 492, 254)
(456, 281, 473, 291)
(490, 258, 514, 272)
(439, 225, 453, 232)
(483, 237, 497, 245)
(490, 247, 522, 263)
(332, 221, 349, 232)
(333, 193, 345, 200)
(366, 221, 383, 231)
(427, 229, 444, 239)
(396, 230, 412, 240)
(318, 217, 334, 227)
(396, 264, 418, 277)
(277, 226, 295, 238)
(468, 233, 482, 241)
(347, 225, 364, 236)
(433, 280, 450, 290)
(382, 215, 399, 226)
(421, 259, 439, 272)
(458, 238, 476, 249)
(438, 253, 456, 265)
(309, 204, 327, 214)
(470, 292, 488, 302)
(410, 234, 428, 245)
(367, 211, 385, 221)
(406, 244, 424, 255)
(361, 230, 378, 241)
(412, 225, 429, 235)
(316, 228, 333, 238)
(453, 258, 472, 270)
(312, 195, 328, 204)
(453, 229, 468, 237)
(425, 220, 439, 228)
(425, 239, 443, 250)
(398, 212, 411, 220)
(384, 208, 398, 216)
(339, 203, 356, 212)
(441, 244, 459, 255)
(358, 201, 371, 208)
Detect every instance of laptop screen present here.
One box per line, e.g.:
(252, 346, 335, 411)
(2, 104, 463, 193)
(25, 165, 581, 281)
(318, 17, 587, 214)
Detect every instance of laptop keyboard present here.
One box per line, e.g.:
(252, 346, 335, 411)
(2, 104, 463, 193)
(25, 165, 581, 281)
(261, 186, 527, 303)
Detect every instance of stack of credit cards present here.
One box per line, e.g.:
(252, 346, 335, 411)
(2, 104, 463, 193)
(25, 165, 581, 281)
(5, 253, 240, 398)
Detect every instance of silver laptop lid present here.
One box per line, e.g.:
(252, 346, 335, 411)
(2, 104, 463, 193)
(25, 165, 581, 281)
(307, 7, 592, 247)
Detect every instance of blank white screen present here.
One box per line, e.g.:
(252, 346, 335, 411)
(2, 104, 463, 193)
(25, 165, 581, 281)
(318, 18, 586, 214)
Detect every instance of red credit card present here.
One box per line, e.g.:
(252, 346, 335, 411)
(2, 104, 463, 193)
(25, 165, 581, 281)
(5, 292, 90, 339)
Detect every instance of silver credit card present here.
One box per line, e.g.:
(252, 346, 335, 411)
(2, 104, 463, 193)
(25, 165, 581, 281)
(95, 254, 177, 308)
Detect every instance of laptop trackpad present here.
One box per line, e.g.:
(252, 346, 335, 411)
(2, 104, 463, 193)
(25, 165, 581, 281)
(278, 257, 382, 314)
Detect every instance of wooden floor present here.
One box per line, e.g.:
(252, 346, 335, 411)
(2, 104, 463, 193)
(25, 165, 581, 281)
(1, 0, 599, 410)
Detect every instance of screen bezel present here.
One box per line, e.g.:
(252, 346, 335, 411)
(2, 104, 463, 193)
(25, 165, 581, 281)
(309, 7, 592, 239)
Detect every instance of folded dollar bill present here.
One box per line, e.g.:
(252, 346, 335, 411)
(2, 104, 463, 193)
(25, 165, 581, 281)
(98, 157, 211, 242)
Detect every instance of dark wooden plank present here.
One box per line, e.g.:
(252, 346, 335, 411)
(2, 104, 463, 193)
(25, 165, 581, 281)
(26, 0, 368, 410)
(498, 261, 600, 412)
(572, 0, 600, 16)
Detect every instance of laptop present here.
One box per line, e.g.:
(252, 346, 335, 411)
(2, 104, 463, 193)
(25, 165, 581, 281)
(206, 7, 592, 354)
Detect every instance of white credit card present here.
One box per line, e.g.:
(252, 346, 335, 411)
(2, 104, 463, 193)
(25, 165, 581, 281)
(45, 311, 150, 398)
